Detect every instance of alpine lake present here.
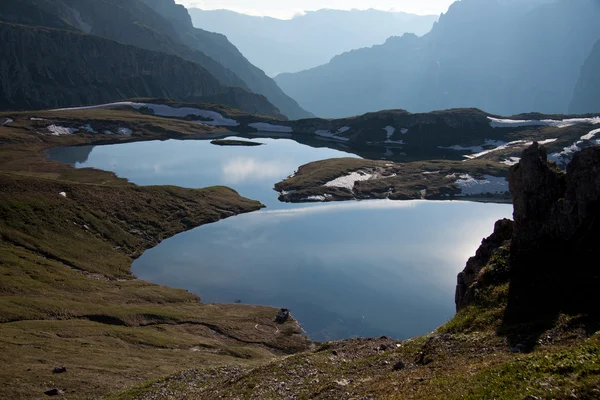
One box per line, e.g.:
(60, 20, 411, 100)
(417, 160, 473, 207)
(49, 136, 512, 341)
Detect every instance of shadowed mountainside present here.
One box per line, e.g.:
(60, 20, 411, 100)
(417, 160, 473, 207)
(275, 0, 600, 118)
(0, 22, 283, 118)
(0, 0, 311, 119)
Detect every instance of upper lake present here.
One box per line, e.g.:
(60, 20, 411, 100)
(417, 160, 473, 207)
(49, 136, 512, 341)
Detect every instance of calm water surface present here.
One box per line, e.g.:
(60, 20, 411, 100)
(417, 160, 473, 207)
(49, 137, 512, 341)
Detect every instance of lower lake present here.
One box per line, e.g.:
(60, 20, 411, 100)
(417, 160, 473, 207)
(49, 136, 512, 341)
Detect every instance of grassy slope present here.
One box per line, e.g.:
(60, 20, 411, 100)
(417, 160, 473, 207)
(0, 111, 310, 399)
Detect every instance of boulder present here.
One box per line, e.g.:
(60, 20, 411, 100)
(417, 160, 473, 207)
(275, 308, 290, 324)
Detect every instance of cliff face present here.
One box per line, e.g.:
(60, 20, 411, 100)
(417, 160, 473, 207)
(139, 0, 313, 119)
(0, 23, 282, 117)
(570, 40, 600, 114)
(507, 143, 600, 320)
(0, 0, 307, 119)
(456, 143, 600, 321)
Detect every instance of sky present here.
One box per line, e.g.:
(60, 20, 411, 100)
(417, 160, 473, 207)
(174, 0, 456, 19)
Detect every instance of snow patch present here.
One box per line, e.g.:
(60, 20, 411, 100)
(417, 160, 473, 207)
(47, 125, 78, 136)
(315, 128, 350, 142)
(383, 126, 405, 144)
(248, 122, 293, 133)
(305, 195, 332, 202)
(439, 139, 507, 154)
(488, 116, 600, 129)
(548, 127, 600, 168)
(324, 171, 374, 190)
(501, 157, 521, 166)
(30, 117, 47, 121)
(580, 128, 600, 141)
(52, 102, 240, 127)
(465, 139, 557, 159)
(455, 174, 509, 196)
(401, 128, 409, 134)
(383, 126, 396, 138)
(0, 117, 12, 126)
(103, 130, 114, 135)
(117, 127, 132, 136)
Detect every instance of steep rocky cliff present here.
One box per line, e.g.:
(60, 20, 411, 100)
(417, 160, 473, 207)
(507, 143, 600, 320)
(139, 0, 312, 119)
(570, 39, 600, 114)
(0, 22, 282, 117)
(456, 143, 600, 322)
(0, 0, 308, 118)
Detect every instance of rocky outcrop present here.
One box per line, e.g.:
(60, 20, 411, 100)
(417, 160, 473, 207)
(0, 22, 281, 117)
(456, 142, 600, 319)
(507, 143, 600, 320)
(455, 219, 513, 311)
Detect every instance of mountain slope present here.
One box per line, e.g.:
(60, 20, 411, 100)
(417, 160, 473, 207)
(188, 8, 438, 76)
(0, 0, 310, 119)
(139, 0, 313, 119)
(275, 0, 600, 118)
(0, 22, 282, 117)
(570, 40, 600, 114)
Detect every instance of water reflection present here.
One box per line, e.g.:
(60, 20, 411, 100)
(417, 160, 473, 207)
(132, 200, 512, 341)
(49, 137, 513, 341)
(49, 137, 358, 208)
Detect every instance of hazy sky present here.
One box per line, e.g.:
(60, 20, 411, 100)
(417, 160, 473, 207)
(175, 0, 455, 19)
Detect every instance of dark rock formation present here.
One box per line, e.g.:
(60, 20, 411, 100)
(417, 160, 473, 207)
(456, 142, 600, 322)
(506, 143, 600, 320)
(0, 22, 281, 117)
(275, 308, 290, 324)
(455, 219, 513, 311)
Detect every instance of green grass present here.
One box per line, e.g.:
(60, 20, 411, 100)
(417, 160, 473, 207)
(0, 117, 311, 399)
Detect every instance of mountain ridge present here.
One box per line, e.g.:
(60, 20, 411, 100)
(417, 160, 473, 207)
(275, 0, 600, 118)
(189, 8, 438, 76)
(0, 0, 311, 119)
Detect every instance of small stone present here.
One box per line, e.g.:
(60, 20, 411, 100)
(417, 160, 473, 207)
(392, 361, 406, 371)
(53, 366, 67, 374)
(510, 344, 526, 353)
(44, 389, 64, 396)
(335, 379, 350, 386)
(59, 192, 67, 198)
(275, 308, 290, 324)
